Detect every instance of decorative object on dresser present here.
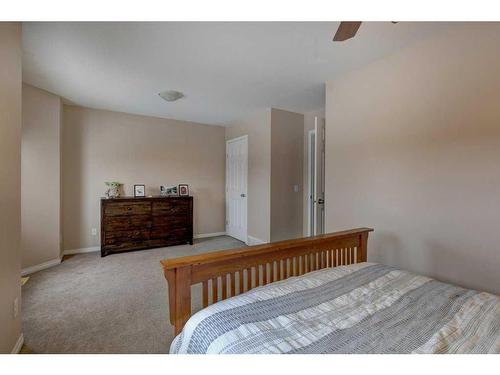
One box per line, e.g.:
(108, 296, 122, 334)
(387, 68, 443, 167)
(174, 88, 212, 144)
(104, 181, 122, 199)
(100, 196, 193, 257)
(134, 184, 146, 197)
(178, 184, 189, 196)
(165, 185, 178, 196)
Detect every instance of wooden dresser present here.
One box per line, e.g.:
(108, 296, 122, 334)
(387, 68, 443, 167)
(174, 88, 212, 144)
(100, 196, 193, 257)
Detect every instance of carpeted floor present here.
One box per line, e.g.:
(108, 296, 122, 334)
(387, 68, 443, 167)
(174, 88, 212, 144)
(21, 236, 245, 354)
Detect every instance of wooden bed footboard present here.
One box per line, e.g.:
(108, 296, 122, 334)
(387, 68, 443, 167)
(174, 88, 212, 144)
(160, 227, 373, 334)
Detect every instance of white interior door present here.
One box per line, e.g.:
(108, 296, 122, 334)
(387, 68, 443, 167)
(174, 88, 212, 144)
(308, 117, 326, 236)
(226, 135, 248, 242)
(315, 116, 326, 235)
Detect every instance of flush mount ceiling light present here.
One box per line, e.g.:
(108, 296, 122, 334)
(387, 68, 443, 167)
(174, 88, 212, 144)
(158, 90, 184, 102)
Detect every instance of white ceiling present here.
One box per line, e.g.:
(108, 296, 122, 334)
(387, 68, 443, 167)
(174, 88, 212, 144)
(22, 22, 453, 126)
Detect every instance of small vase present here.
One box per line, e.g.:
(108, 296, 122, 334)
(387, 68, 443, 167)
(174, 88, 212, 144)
(105, 182, 122, 199)
(108, 187, 120, 198)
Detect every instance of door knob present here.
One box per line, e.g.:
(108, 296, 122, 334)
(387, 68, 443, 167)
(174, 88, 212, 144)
(317, 198, 325, 204)
(240, 193, 246, 197)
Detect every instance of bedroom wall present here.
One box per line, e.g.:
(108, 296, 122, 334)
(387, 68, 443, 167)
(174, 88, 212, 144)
(225, 109, 272, 243)
(62, 106, 226, 251)
(270, 108, 304, 241)
(21, 84, 62, 269)
(226, 108, 305, 243)
(0, 22, 22, 353)
(325, 23, 500, 294)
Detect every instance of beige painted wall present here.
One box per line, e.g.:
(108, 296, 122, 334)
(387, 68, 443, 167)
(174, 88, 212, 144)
(225, 109, 271, 242)
(0, 22, 22, 353)
(325, 23, 500, 294)
(226, 108, 305, 243)
(62, 106, 226, 251)
(270, 108, 304, 241)
(21, 84, 62, 268)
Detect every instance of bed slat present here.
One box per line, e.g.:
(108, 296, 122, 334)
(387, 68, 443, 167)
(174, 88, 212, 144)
(212, 277, 218, 303)
(202, 280, 208, 308)
(239, 270, 244, 294)
(246, 268, 251, 291)
(222, 274, 227, 300)
(230, 272, 236, 296)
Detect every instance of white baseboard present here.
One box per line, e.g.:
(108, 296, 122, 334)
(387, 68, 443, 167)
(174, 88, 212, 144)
(11, 333, 24, 354)
(247, 235, 267, 246)
(63, 246, 100, 256)
(194, 232, 226, 239)
(21, 258, 62, 276)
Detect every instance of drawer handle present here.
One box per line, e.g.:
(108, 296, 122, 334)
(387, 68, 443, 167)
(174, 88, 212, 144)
(127, 207, 132, 210)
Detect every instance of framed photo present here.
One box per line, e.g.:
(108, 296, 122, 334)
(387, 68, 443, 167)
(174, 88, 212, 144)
(134, 184, 145, 197)
(165, 185, 178, 196)
(178, 184, 189, 196)
(160, 185, 167, 197)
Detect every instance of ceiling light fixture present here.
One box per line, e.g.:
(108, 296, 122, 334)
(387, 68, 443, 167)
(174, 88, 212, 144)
(158, 90, 184, 102)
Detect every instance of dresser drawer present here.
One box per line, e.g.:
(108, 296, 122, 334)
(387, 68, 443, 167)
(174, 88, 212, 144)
(104, 201, 151, 216)
(152, 215, 190, 228)
(103, 215, 152, 231)
(104, 229, 150, 245)
(152, 199, 190, 216)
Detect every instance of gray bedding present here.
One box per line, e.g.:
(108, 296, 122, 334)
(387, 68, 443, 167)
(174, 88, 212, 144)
(170, 262, 500, 354)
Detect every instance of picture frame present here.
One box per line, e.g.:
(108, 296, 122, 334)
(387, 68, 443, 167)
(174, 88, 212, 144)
(165, 185, 178, 196)
(134, 184, 145, 197)
(178, 184, 189, 196)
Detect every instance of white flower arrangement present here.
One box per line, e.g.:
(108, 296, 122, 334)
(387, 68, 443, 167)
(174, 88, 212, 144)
(105, 181, 122, 198)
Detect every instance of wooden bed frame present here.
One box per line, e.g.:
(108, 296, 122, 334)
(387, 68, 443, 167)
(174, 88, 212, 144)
(161, 227, 373, 334)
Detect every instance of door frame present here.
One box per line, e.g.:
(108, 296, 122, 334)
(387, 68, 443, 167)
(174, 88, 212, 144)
(315, 116, 326, 236)
(307, 129, 316, 237)
(225, 135, 248, 243)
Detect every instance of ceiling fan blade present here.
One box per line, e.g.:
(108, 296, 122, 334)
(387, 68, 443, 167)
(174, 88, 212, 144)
(333, 22, 362, 42)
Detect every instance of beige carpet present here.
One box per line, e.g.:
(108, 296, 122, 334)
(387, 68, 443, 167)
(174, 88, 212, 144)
(21, 236, 245, 354)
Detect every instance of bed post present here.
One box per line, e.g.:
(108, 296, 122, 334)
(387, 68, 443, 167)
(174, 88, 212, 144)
(357, 231, 369, 263)
(165, 265, 192, 335)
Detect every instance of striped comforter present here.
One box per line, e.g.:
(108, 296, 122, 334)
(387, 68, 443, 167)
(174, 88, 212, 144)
(170, 263, 500, 354)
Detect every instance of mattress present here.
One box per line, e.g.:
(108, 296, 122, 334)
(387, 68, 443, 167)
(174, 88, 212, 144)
(170, 262, 500, 354)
